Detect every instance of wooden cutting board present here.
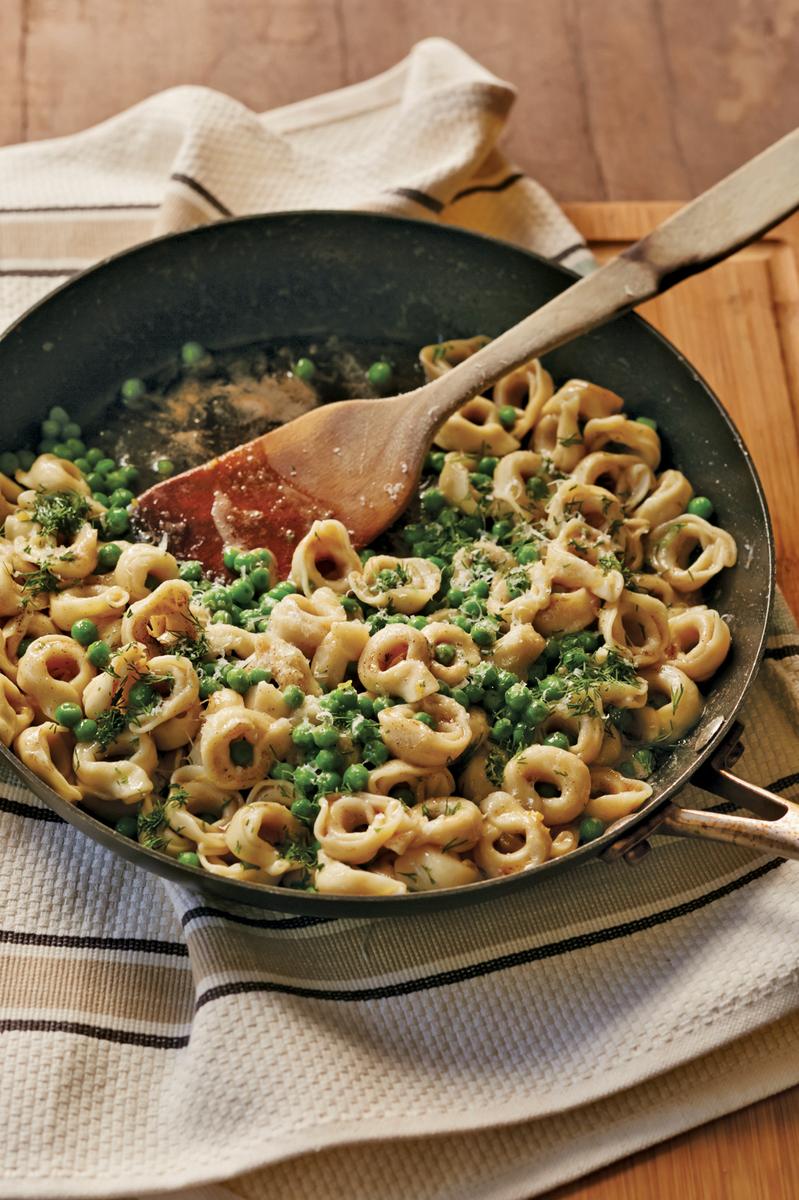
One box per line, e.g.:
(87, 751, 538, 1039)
(564, 202, 799, 619)
(546, 201, 799, 1198)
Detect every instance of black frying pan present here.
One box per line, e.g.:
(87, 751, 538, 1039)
(0, 212, 786, 915)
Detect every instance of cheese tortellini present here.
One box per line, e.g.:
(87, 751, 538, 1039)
(0, 341, 737, 897)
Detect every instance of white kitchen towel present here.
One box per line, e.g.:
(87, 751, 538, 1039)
(1, 37, 797, 1200)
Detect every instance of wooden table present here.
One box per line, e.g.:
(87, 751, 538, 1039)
(4, 4, 799, 1197)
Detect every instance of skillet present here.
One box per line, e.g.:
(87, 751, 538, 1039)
(0, 210, 791, 915)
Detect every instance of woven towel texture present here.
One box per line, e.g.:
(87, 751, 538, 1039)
(0, 38, 797, 1200)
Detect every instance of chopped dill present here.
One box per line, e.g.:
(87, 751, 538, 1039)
(31, 490, 90, 541)
(22, 562, 60, 597)
(137, 805, 167, 851)
(94, 706, 128, 750)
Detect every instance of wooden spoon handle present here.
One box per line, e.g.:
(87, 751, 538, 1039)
(411, 126, 799, 427)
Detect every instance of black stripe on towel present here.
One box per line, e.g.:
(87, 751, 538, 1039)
(193, 857, 784, 1010)
(169, 173, 232, 217)
(0, 1019, 190, 1049)
(550, 240, 589, 264)
(0, 929, 188, 956)
(181, 905, 332, 932)
(764, 645, 799, 660)
(451, 172, 524, 202)
(0, 795, 64, 823)
(0, 267, 78, 277)
(390, 187, 444, 214)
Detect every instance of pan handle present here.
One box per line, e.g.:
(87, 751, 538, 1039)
(603, 721, 799, 864)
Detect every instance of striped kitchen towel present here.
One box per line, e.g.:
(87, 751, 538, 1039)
(1, 37, 799, 1200)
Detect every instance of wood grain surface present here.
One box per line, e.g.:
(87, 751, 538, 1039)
(3, 0, 799, 202)
(3, 3, 799, 1196)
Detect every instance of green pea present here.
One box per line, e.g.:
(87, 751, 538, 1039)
(367, 360, 393, 389)
(17, 450, 35, 471)
(63, 421, 82, 438)
(54, 702, 83, 728)
(283, 684, 305, 710)
(86, 448, 104, 466)
(155, 459, 175, 477)
(363, 740, 389, 766)
(477, 456, 498, 477)
(526, 699, 550, 726)
(228, 577, 255, 606)
(225, 667, 250, 694)
(86, 640, 111, 669)
(482, 688, 504, 713)
(199, 678, 222, 699)
(471, 621, 496, 648)
(269, 581, 297, 601)
(177, 851, 201, 867)
(505, 683, 530, 712)
(229, 738, 254, 767)
(74, 718, 98, 743)
(249, 566, 271, 594)
(115, 816, 139, 839)
(212, 609, 236, 625)
(48, 406, 70, 425)
(434, 643, 457, 666)
(71, 618, 99, 646)
(103, 470, 125, 493)
(687, 495, 714, 520)
(424, 450, 446, 474)
(421, 488, 446, 517)
(538, 782, 559, 799)
(469, 579, 490, 598)
(65, 437, 86, 459)
(86, 472, 106, 493)
(92, 492, 110, 507)
(343, 763, 370, 792)
(409, 615, 427, 629)
(52, 442, 72, 460)
(119, 464, 139, 487)
(634, 748, 656, 775)
(446, 588, 465, 607)
(293, 764, 318, 793)
(179, 560, 204, 583)
(451, 687, 470, 707)
(40, 419, 61, 440)
(636, 416, 658, 430)
(121, 377, 146, 402)
(528, 474, 551, 501)
(312, 724, 339, 749)
(270, 762, 295, 781)
(181, 341, 206, 367)
(249, 667, 272, 685)
(540, 675, 566, 702)
(73, 458, 90, 474)
(469, 472, 493, 493)
(128, 680, 156, 712)
(492, 520, 513, 540)
(544, 731, 571, 751)
(109, 488, 134, 509)
(291, 723, 316, 751)
(315, 748, 343, 773)
(372, 697, 393, 716)
(579, 816, 606, 844)
(326, 687, 358, 714)
(0, 452, 18, 478)
(291, 796, 319, 824)
(17, 637, 34, 658)
(96, 458, 116, 476)
(498, 404, 517, 430)
(97, 544, 123, 575)
(357, 694, 375, 718)
(452, 615, 473, 634)
(38, 440, 56, 455)
(491, 718, 513, 743)
(460, 597, 483, 619)
(472, 664, 498, 688)
(104, 507, 129, 536)
(222, 546, 240, 570)
(412, 711, 433, 727)
(292, 357, 316, 381)
(316, 771, 341, 795)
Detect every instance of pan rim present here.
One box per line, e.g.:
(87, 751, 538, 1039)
(0, 209, 776, 914)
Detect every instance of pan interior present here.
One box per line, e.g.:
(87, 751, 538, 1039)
(0, 212, 773, 914)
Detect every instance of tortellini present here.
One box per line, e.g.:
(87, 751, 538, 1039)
(0, 339, 737, 897)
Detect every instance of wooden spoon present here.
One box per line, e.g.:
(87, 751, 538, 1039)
(136, 128, 799, 576)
